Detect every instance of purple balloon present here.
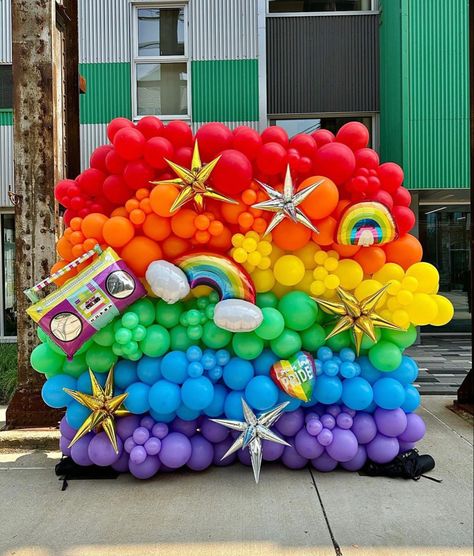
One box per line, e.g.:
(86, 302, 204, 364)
(311, 452, 338, 472)
(336, 412, 353, 429)
(398, 440, 415, 452)
(294, 429, 324, 459)
(281, 444, 308, 469)
(351, 412, 377, 444)
(171, 418, 198, 438)
(59, 435, 72, 457)
(317, 428, 333, 447)
(116, 415, 141, 441)
(59, 417, 76, 440)
(374, 408, 408, 437)
(213, 437, 237, 466)
(152, 422, 169, 439)
(144, 437, 162, 456)
(130, 445, 147, 465)
(305, 411, 319, 423)
(325, 427, 358, 462)
(133, 426, 150, 445)
(70, 434, 94, 466)
(124, 437, 136, 454)
(159, 432, 192, 468)
(88, 432, 122, 467)
(200, 418, 230, 443)
(366, 433, 399, 464)
(274, 408, 305, 437)
(129, 455, 161, 479)
(140, 416, 155, 430)
(238, 448, 252, 466)
(342, 405, 356, 417)
(341, 445, 367, 471)
(262, 439, 286, 461)
(398, 413, 426, 443)
(326, 405, 341, 417)
(320, 414, 336, 430)
(187, 435, 214, 471)
(306, 418, 323, 436)
(111, 450, 130, 473)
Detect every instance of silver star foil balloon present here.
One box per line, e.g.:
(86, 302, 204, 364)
(252, 164, 324, 235)
(211, 399, 291, 483)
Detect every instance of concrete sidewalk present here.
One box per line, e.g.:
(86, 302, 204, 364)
(0, 397, 472, 556)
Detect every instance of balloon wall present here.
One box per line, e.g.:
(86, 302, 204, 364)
(30, 118, 452, 481)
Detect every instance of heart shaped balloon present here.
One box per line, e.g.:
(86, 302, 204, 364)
(270, 351, 316, 402)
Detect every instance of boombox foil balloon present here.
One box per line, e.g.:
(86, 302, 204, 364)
(26, 247, 145, 358)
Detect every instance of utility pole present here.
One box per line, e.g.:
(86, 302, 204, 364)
(6, 0, 79, 428)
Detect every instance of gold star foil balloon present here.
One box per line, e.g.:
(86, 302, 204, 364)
(313, 285, 405, 355)
(150, 140, 238, 213)
(251, 164, 324, 235)
(63, 368, 129, 453)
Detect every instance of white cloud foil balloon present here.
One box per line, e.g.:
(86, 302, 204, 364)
(145, 261, 190, 304)
(214, 299, 263, 332)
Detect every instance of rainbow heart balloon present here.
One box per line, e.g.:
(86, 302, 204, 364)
(270, 351, 316, 402)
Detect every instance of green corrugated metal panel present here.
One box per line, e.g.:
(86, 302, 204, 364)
(0, 110, 13, 126)
(79, 63, 131, 124)
(192, 60, 259, 122)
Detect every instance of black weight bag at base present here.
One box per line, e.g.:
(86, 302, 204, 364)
(363, 449, 441, 482)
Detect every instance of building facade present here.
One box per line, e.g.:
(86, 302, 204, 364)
(0, 0, 470, 339)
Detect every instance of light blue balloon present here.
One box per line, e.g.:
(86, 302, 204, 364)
(161, 351, 188, 384)
(207, 365, 223, 382)
(223, 357, 254, 390)
(215, 349, 231, 367)
(181, 376, 214, 410)
(253, 350, 278, 376)
(340, 347, 356, 362)
(149, 409, 176, 423)
(137, 356, 162, 385)
(323, 360, 339, 377)
(176, 403, 201, 421)
(317, 346, 333, 361)
(401, 385, 420, 412)
(341, 377, 373, 410)
(188, 361, 204, 378)
(277, 389, 302, 412)
(186, 345, 202, 362)
(201, 350, 216, 370)
(114, 360, 138, 390)
(358, 356, 382, 384)
(313, 375, 342, 404)
(204, 384, 228, 417)
(148, 380, 181, 414)
(373, 377, 406, 410)
(41, 374, 77, 408)
(65, 400, 91, 429)
(224, 390, 245, 420)
(76, 370, 107, 395)
(124, 382, 151, 414)
(245, 375, 278, 411)
(390, 356, 419, 384)
(340, 361, 357, 379)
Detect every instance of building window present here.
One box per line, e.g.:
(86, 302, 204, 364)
(132, 5, 189, 120)
(0, 65, 13, 110)
(0, 213, 16, 339)
(268, 0, 375, 13)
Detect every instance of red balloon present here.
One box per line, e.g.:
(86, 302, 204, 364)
(105, 149, 126, 175)
(351, 175, 369, 194)
(102, 175, 132, 205)
(336, 122, 370, 151)
(107, 117, 134, 142)
(63, 209, 75, 226)
(393, 186, 412, 207)
(287, 148, 301, 173)
(313, 142, 356, 185)
(113, 128, 146, 161)
(76, 168, 106, 196)
(289, 133, 317, 158)
(256, 142, 288, 175)
(311, 129, 335, 147)
(393, 206, 415, 235)
(123, 161, 155, 190)
(355, 147, 379, 169)
(90, 145, 113, 172)
(70, 196, 86, 211)
(261, 126, 289, 147)
(366, 176, 381, 195)
(298, 156, 312, 175)
(144, 137, 174, 170)
(136, 116, 164, 139)
(208, 149, 252, 195)
(171, 147, 193, 168)
(232, 127, 262, 161)
(55, 179, 76, 203)
(195, 123, 233, 161)
(162, 120, 193, 149)
(378, 162, 404, 193)
(372, 189, 394, 210)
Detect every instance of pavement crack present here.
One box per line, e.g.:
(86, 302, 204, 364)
(308, 466, 343, 556)
(422, 406, 474, 447)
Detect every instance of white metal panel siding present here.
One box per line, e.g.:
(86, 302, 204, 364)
(0, 0, 12, 63)
(79, 0, 130, 63)
(0, 126, 13, 207)
(192, 121, 258, 133)
(190, 0, 257, 61)
(80, 124, 108, 171)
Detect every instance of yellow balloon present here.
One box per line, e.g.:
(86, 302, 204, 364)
(295, 243, 320, 269)
(310, 280, 326, 296)
(397, 289, 414, 306)
(269, 245, 285, 264)
(401, 276, 419, 293)
(406, 293, 438, 325)
(373, 263, 405, 284)
(392, 309, 410, 328)
(430, 295, 454, 326)
(272, 281, 291, 298)
(274, 255, 305, 286)
(387, 279, 402, 295)
(387, 297, 400, 312)
(296, 270, 314, 293)
(334, 259, 363, 290)
(406, 262, 439, 294)
(313, 267, 328, 280)
(354, 279, 384, 302)
(324, 274, 340, 290)
(252, 269, 275, 293)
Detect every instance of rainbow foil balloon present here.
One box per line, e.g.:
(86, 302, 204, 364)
(337, 201, 397, 246)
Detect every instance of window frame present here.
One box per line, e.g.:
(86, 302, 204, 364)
(0, 63, 13, 111)
(266, 0, 379, 16)
(130, 1, 191, 122)
(0, 210, 16, 342)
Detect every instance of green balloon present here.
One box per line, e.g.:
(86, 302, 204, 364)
(232, 332, 264, 360)
(300, 323, 326, 351)
(93, 322, 115, 347)
(270, 328, 302, 359)
(187, 324, 203, 341)
(359, 328, 382, 350)
(368, 340, 403, 372)
(170, 325, 194, 350)
(128, 349, 143, 362)
(381, 324, 417, 349)
(129, 298, 156, 326)
(45, 336, 67, 355)
(62, 353, 88, 378)
(85, 344, 118, 373)
(256, 292, 278, 309)
(122, 311, 140, 329)
(202, 321, 231, 349)
(156, 300, 183, 328)
(139, 324, 170, 357)
(115, 327, 133, 345)
(255, 307, 285, 340)
(132, 325, 147, 342)
(278, 291, 318, 331)
(30, 343, 64, 374)
(37, 328, 49, 344)
(76, 338, 94, 355)
(325, 327, 352, 351)
(45, 369, 62, 379)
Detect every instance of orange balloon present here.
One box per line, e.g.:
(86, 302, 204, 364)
(171, 209, 197, 239)
(69, 217, 82, 231)
(111, 207, 128, 218)
(333, 199, 351, 219)
(143, 213, 171, 241)
(354, 246, 386, 275)
(81, 213, 107, 242)
(208, 226, 232, 251)
(162, 235, 190, 259)
(71, 244, 85, 258)
(384, 234, 423, 270)
(103, 216, 135, 247)
(221, 200, 246, 225)
(51, 260, 76, 286)
(272, 219, 311, 251)
(120, 236, 162, 277)
(83, 238, 99, 252)
(56, 236, 73, 261)
(331, 242, 361, 258)
(150, 184, 179, 217)
(312, 217, 337, 246)
(298, 176, 339, 220)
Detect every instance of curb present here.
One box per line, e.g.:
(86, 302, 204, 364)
(0, 429, 60, 450)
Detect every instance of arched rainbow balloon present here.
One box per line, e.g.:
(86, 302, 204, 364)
(336, 201, 397, 247)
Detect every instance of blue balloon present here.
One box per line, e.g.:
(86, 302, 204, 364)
(77, 370, 107, 394)
(277, 389, 302, 412)
(340, 361, 357, 379)
(223, 357, 254, 390)
(207, 365, 223, 382)
(176, 403, 201, 421)
(114, 360, 138, 390)
(41, 374, 77, 408)
(188, 361, 204, 378)
(65, 400, 91, 429)
(181, 376, 214, 410)
(317, 346, 333, 361)
(224, 390, 245, 420)
(341, 377, 373, 410)
(215, 349, 231, 367)
(124, 382, 151, 414)
(148, 380, 181, 414)
(245, 375, 278, 411)
(186, 345, 202, 362)
(358, 356, 382, 384)
(364, 400, 377, 413)
(323, 360, 339, 376)
(401, 385, 421, 412)
(390, 356, 419, 384)
(373, 377, 406, 409)
(253, 349, 278, 376)
(161, 351, 188, 384)
(340, 347, 356, 362)
(137, 356, 162, 385)
(315, 359, 323, 376)
(201, 350, 216, 370)
(313, 375, 342, 404)
(204, 384, 228, 417)
(149, 409, 176, 423)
